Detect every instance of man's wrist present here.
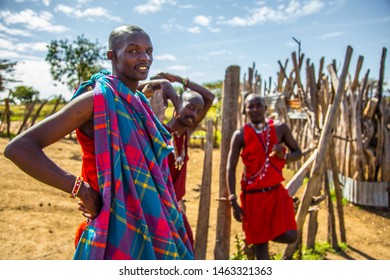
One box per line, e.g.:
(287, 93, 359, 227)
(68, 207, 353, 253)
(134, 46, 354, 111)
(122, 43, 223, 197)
(228, 194, 237, 205)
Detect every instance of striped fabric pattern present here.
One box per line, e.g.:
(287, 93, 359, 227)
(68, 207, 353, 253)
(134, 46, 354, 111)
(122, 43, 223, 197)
(73, 71, 194, 260)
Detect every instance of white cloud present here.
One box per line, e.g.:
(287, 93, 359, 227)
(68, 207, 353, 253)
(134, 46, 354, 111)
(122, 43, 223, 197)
(134, 0, 176, 14)
(316, 32, 343, 40)
(0, 37, 48, 55)
(12, 60, 72, 100)
(155, 54, 176, 61)
(76, 0, 92, 4)
(167, 65, 187, 71)
(179, 4, 195, 9)
(0, 23, 32, 37)
(14, 0, 50, 3)
(194, 15, 211, 26)
(221, 0, 325, 26)
(207, 50, 233, 56)
(188, 26, 201, 34)
(208, 27, 221, 33)
(0, 49, 19, 59)
(161, 22, 186, 33)
(0, 38, 14, 50)
(55, 5, 122, 22)
(0, 9, 68, 33)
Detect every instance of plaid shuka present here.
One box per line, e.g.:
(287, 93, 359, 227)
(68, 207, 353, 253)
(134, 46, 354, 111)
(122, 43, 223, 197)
(72, 71, 194, 260)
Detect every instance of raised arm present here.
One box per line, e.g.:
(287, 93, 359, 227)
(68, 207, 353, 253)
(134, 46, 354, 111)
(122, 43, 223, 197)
(155, 72, 215, 125)
(4, 91, 102, 218)
(138, 78, 180, 114)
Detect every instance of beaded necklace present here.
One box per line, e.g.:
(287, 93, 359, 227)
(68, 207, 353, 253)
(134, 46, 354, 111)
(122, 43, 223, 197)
(172, 132, 186, 170)
(246, 121, 271, 183)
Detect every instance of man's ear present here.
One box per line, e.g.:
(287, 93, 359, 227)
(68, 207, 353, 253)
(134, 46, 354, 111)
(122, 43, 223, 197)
(107, 50, 114, 61)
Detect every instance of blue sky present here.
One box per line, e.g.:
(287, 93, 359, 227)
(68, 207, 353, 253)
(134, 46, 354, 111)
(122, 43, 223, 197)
(0, 0, 389, 100)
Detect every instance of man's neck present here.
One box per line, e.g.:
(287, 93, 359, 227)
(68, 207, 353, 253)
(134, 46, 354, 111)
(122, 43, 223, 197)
(167, 118, 187, 136)
(112, 71, 139, 93)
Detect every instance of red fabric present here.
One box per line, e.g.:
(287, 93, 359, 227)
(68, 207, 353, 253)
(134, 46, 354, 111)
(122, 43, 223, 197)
(74, 220, 88, 249)
(181, 211, 194, 250)
(74, 126, 193, 249)
(74, 129, 98, 248)
(163, 125, 194, 249)
(163, 125, 188, 202)
(240, 120, 297, 245)
(75, 129, 99, 191)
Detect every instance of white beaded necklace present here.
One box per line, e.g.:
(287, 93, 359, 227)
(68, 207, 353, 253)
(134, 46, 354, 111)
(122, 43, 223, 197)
(172, 132, 186, 170)
(246, 122, 271, 183)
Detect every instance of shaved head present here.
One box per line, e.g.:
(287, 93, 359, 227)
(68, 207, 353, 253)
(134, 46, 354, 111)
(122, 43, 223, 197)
(109, 25, 148, 52)
(182, 91, 204, 108)
(244, 93, 265, 106)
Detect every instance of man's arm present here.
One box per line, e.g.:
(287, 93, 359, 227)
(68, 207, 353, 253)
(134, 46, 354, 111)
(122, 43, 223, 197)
(154, 72, 215, 129)
(276, 122, 302, 163)
(226, 129, 244, 222)
(4, 91, 102, 218)
(138, 78, 181, 114)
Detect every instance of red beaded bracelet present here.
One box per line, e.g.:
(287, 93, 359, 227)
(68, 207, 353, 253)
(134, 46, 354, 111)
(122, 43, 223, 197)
(69, 176, 83, 199)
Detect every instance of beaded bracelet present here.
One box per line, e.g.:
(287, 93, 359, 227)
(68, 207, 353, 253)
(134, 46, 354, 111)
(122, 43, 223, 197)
(69, 176, 83, 199)
(182, 77, 189, 90)
(228, 194, 237, 201)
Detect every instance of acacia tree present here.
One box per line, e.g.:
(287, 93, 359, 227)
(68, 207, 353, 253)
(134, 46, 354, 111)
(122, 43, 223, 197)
(45, 34, 105, 91)
(10, 85, 39, 104)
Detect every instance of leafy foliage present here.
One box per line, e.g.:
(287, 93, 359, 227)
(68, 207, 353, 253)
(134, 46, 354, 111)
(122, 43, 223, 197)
(230, 234, 249, 260)
(10, 85, 39, 104)
(0, 59, 19, 93)
(45, 34, 105, 91)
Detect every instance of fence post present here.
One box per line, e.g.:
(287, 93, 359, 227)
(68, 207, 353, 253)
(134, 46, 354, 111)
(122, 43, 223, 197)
(214, 65, 240, 260)
(194, 119, 213, 259)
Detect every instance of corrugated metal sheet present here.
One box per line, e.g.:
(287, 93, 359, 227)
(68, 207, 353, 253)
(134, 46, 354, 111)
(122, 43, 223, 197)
(327, 170, 389, 208)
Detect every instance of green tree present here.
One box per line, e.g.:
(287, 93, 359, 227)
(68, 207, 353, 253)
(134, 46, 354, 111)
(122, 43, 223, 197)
(10, 85, 39, 104)
(0, 59, 18, 93)
(203, 80, 223, 115)
(45, 34, 105, 91)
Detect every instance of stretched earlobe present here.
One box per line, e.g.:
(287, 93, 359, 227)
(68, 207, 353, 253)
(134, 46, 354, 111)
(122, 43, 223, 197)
(107, 50, 114, 61)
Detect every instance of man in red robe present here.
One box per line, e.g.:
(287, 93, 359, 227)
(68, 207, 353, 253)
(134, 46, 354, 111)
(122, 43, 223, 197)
(143, 72, 215, 251)
(226, 93, 302, 260)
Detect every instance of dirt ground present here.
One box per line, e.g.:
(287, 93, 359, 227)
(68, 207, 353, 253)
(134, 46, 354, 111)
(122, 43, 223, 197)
(0, 137, 389, 260)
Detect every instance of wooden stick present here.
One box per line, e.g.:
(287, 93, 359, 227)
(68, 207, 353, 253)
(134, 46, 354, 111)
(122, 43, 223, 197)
(194, 119, 213, 259)
(286, 149, 318, 197)
(283, 46, 353, 259)
(214, 65, 240, 260)
(329, 139, 347, 243)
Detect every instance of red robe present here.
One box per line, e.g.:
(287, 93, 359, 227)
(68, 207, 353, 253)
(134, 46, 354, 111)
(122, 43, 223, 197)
(240, 119, 297, 245)
(163, 125, 194, 249)
(73, 129, 99, 248)
(163, 125, 188, 202)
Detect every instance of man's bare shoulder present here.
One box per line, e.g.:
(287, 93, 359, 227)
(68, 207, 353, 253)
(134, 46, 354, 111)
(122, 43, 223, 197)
(272, 119, 288, 129)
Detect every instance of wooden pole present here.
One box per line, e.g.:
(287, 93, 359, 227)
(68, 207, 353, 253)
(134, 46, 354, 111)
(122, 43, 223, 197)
(148, 89, 166, 123)
(286, 149, 317, 197)
(194, 119, 213, 259)
(324, 167, 339, 250)
(354, 70, 370, 180)
(283, 46, 353, 259)
(329, 140, 347, 243)
(214, 65, 240, 260)
(376, 47, 387, 181)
